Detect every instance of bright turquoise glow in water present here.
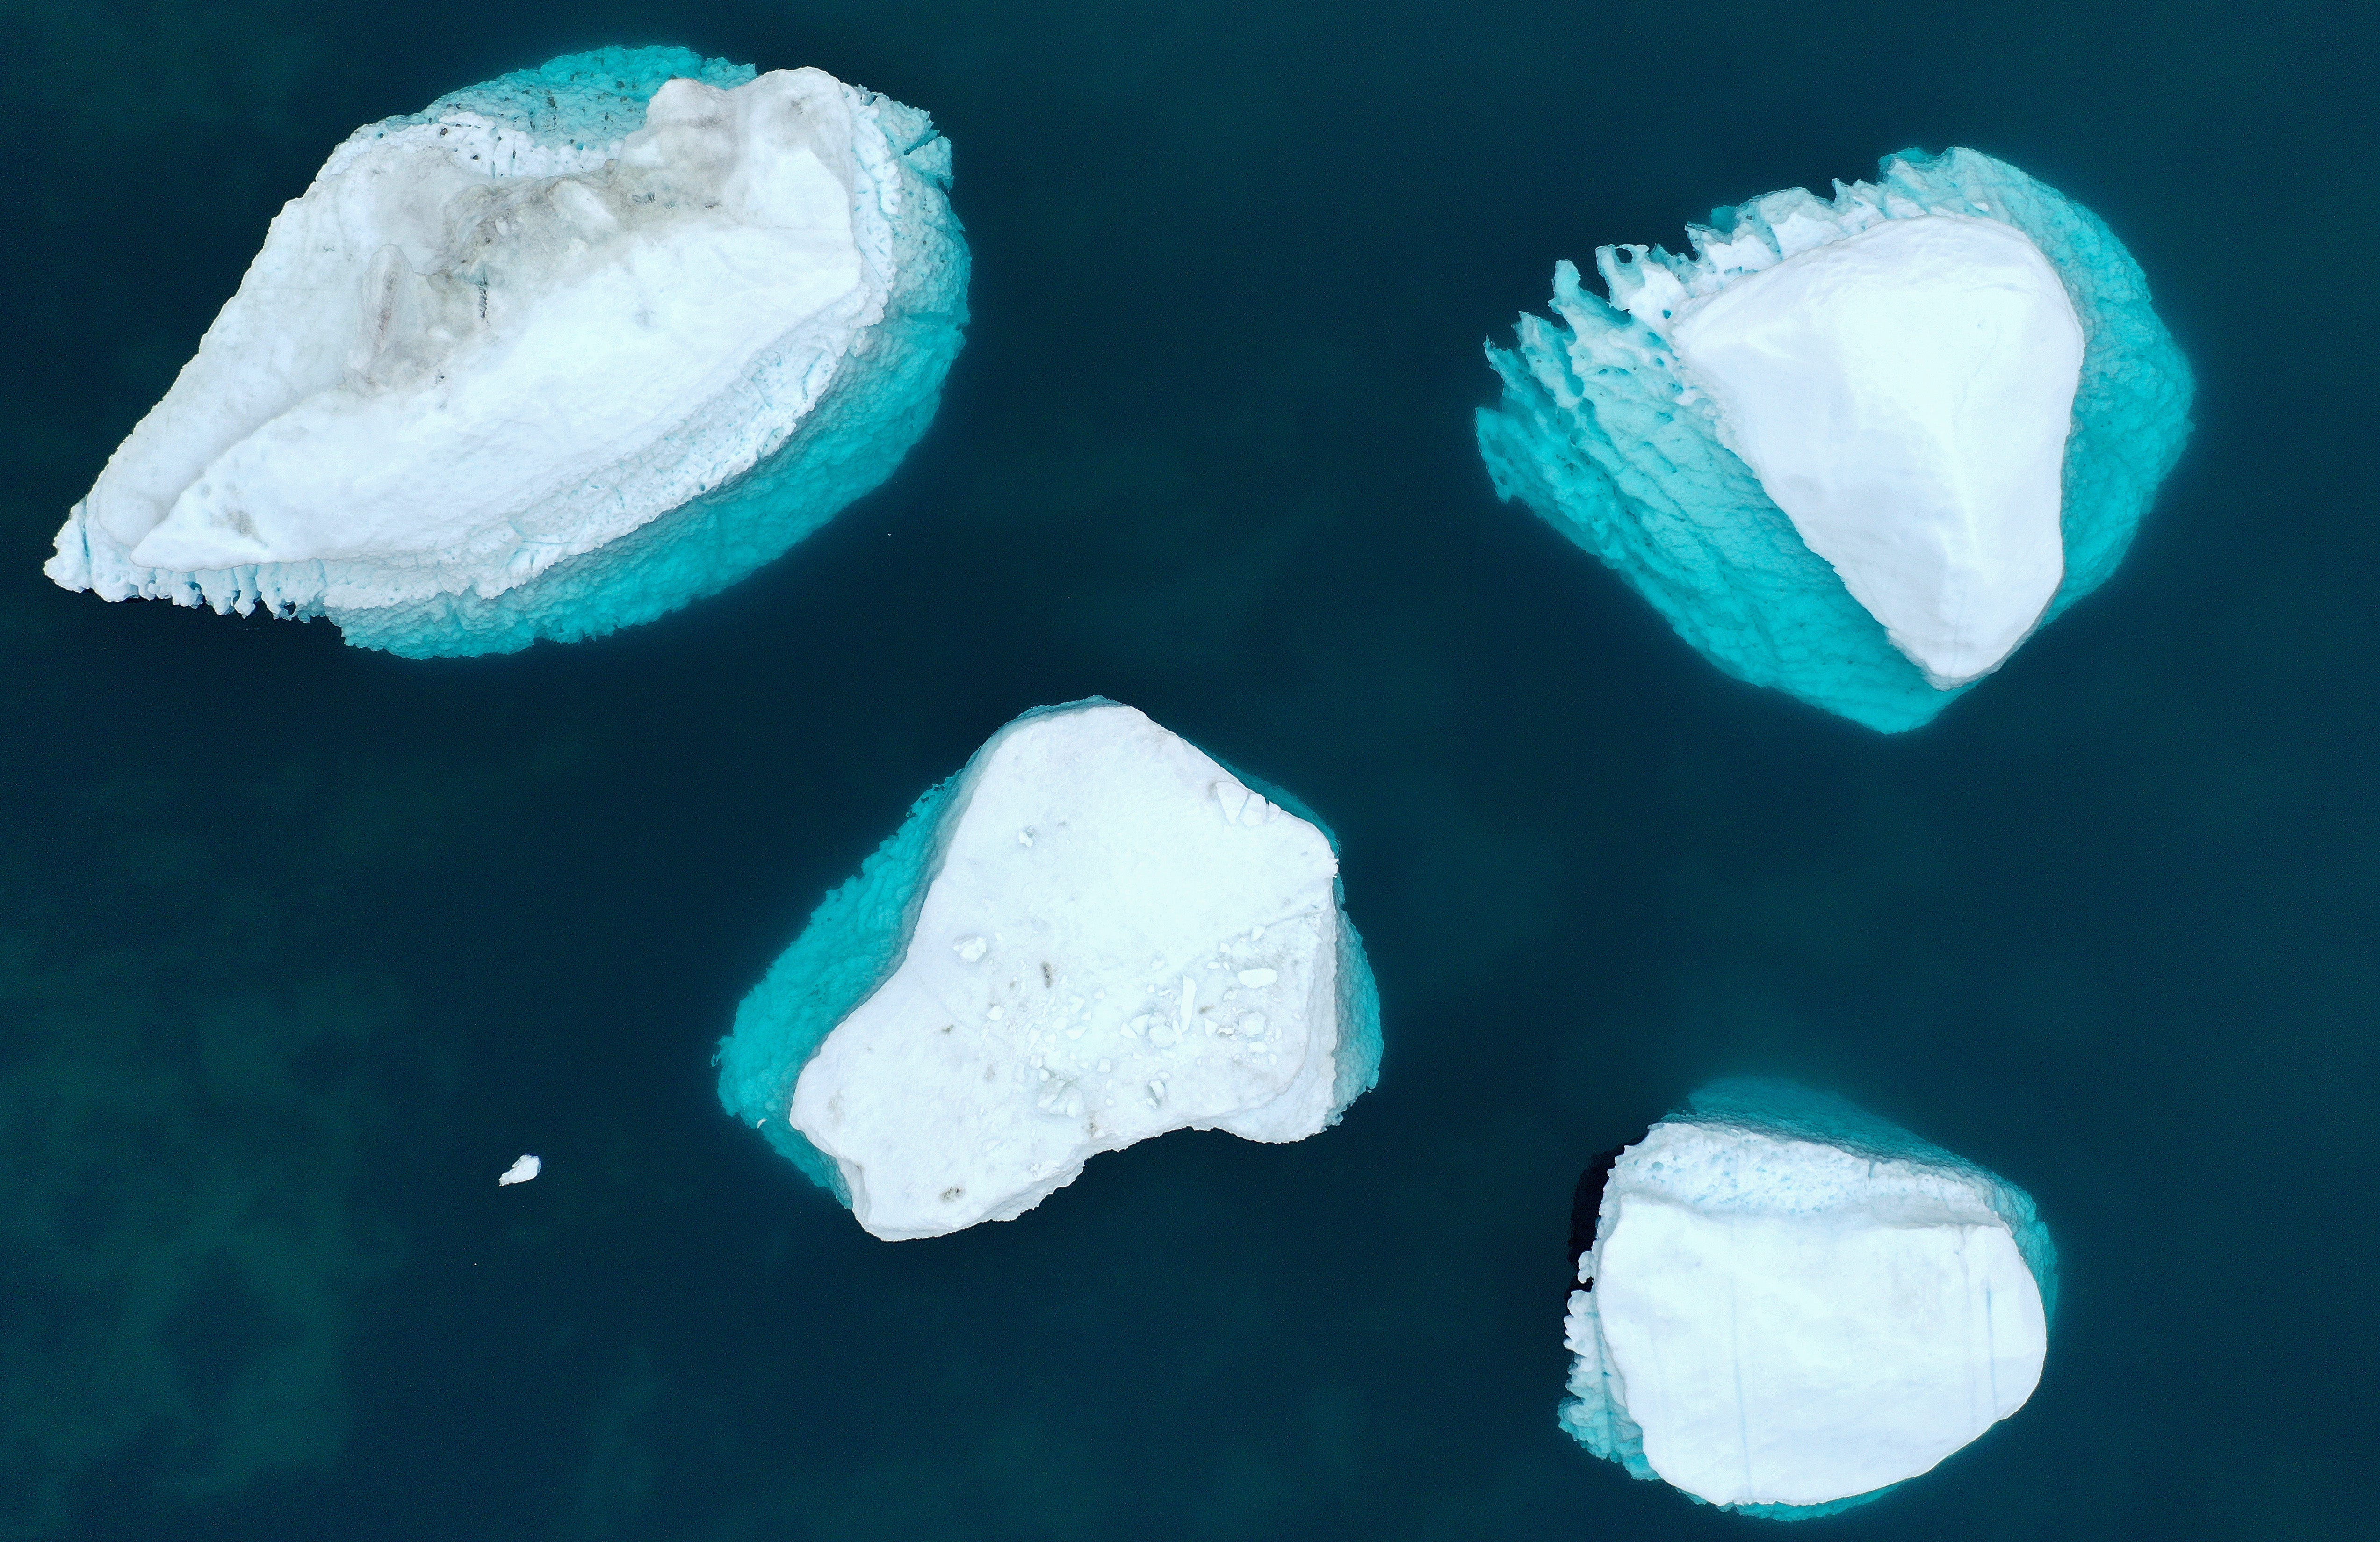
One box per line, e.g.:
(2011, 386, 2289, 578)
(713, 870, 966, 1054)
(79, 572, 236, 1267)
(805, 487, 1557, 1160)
(1, 3, 2370, 1538)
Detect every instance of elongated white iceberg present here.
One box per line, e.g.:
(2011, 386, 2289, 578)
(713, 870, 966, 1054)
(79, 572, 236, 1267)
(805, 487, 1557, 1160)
(1562, 1081, 2057, 1517)
(716, 699, 1382, 1240)
(1478, 148, 2191, 730)
(46, 46, 968, 656)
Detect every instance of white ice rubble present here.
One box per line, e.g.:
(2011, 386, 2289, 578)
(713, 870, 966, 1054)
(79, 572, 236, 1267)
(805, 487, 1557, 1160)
(1566, 1118, 2047, 1510)
(789, 702, 1358, 1240)
(1637, 214, 2085, 687)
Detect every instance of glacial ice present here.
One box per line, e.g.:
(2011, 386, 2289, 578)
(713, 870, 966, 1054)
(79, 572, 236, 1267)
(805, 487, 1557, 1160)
(497, 1154, 541, 1186)
(46, 46, 969, 657)
(1478, 147, 2192, 730)
(1561, 1081, 2057, 1517)
(714, 699, 1383, 1240)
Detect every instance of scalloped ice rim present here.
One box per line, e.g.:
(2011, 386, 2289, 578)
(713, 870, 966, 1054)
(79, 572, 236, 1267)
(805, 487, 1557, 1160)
(1476, 146, 2193, 731)
(44, 45, 969, 658)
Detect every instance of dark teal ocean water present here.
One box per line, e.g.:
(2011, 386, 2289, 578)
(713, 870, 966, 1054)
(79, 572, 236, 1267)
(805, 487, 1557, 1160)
(3, 2, 2374, 1537)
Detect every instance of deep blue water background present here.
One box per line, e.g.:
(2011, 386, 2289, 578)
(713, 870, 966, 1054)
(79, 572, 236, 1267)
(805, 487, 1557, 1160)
(3, 2, 2375, 1537)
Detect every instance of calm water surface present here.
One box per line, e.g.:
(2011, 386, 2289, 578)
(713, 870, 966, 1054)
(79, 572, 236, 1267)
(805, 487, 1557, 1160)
(2, 2, 2373, 1537)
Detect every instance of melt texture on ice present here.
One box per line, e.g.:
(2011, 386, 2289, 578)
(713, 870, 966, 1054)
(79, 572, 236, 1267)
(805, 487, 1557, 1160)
(1477, 147, 2192, 731)
(46, 46, 968, 657)
(714, 699, 1383, 1240)
(1561, 1080, 2056, 1518)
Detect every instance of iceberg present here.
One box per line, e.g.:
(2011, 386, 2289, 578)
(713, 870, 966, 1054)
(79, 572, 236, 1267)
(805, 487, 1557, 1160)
(46, 47, 968, 657)
(715, 699, 1383, 1240)
(1561, 1080, 2056, 1518)
(1477, 148, 2192, 730)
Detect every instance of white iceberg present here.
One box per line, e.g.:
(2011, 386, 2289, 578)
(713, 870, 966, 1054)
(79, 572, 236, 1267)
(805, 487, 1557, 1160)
(1478, 147, 2192, 730)
(715, 699, 1383, 1240)
(1664, 215, 2083, 687)
(1562, 1081, 2056, 1517)
(497, 1154, 541, 1186)
(46, 46, 968, 656)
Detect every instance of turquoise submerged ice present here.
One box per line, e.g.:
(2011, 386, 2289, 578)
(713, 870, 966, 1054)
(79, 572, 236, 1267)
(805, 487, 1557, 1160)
(1477, 148, 2192, 730)
(716, 700, 1383, 1240)
(1563, 1080, 2058, 1519)
(45, 47, 968, 656)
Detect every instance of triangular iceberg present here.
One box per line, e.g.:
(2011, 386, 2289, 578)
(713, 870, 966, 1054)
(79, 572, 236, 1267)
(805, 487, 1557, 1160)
(1561, 1080, 2057, 1518)
(1478, 148, 2192, 729)
(47, 47, 970, 656)
(716, 700, 1383, 1240)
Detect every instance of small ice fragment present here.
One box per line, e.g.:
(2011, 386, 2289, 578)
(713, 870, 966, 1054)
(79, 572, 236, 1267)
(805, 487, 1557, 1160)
(1241, 1014, 1265, 1036)
(955, 935, 989, 963)
(1236, 968, 1278, 988)
(498, 1154, 541, 1186)
(1017, 828, 1034, 847)
(987, 1006, 1004, 1021)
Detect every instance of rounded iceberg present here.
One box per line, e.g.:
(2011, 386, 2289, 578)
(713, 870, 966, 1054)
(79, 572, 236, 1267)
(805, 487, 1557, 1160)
(46, 47, 970, 657)
(1478, 148, 2192, 730)
(1561, 1080, 2057, 1518)
(716, 699, 1383, 1240)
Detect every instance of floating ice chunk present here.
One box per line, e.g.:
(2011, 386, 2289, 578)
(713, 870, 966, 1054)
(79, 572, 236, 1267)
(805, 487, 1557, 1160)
(714, 698, 1384, 1239)
(1478, 147, 2192, 729)
(497, 1154, 541, 1186)
(46, 46, 969, 657)
(1561, 1080, 2056, 1518)
(1670, 217, 2081, 686)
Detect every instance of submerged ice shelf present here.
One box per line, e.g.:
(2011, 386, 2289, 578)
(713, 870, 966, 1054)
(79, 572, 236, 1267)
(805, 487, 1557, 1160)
(716, 700, 1383, 1240)
(1562, 1081, 2056, 1518)
(47, 46, 968, 657)
(1478, 147, 2192, 730)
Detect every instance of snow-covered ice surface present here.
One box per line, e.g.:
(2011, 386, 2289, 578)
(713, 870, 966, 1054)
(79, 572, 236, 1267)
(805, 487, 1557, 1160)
(46, 46, 968, 657)
(497, 1155, 541, 1186)
(714, 699, 1383, 1240)
(1478, 147, 2192, 730)
(1670, 216, 2082, 687)
(1561, 1081, 2056, 1519)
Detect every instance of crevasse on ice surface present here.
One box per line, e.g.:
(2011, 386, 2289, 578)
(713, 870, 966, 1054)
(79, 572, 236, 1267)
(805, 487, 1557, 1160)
(715, 699, 1384, 1240)
(1561, 1079, 2057, 1520)
(45, 46, 969, 657)
(1477, 147, 2192, 731)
